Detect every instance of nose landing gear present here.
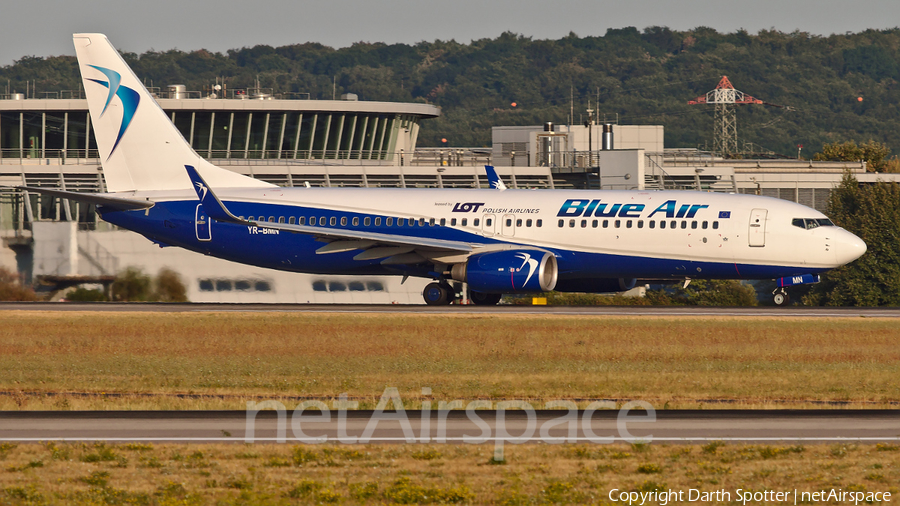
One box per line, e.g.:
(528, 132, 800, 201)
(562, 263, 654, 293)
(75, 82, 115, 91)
(772, 288, 790, 306)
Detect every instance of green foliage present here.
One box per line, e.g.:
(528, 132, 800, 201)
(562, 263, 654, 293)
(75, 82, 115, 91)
(154, 267, 188, 302)
(111, 267, 152, 302)
(0, 267, 38, 301)
(65, 287, 107, 302)
(804, 173, 900, 306)
(9, 29, 900, 155)
(111, 267, 189, 302)
(813, 140, 892, 172)
(646, 280, 758, 306)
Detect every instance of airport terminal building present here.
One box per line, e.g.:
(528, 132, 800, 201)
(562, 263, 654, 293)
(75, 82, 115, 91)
(1, 86, 894, 302)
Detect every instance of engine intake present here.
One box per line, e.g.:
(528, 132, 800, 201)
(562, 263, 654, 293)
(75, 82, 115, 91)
(451, 250, 558, 293)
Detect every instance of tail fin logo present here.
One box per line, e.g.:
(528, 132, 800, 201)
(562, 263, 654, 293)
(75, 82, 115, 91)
(194, 181, 208, 201)
(85, 65, 141, 159)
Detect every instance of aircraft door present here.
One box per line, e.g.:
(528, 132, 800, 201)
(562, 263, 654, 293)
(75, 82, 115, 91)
(482, 214, 496, 236)
(196, 204, 212, 242)
(501, 214, 516, 237)
(748, 208, 767, 247)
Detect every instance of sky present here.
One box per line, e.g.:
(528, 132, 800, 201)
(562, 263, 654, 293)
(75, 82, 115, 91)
(2, 0, 899, 66)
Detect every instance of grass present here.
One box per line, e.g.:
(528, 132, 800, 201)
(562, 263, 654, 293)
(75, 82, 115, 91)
(0, 311, 898, 410)
(0, 442, 897, 504)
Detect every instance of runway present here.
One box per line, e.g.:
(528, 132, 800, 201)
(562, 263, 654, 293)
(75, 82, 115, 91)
(2, 302, 900, 317)
(1, 410, 898, 444)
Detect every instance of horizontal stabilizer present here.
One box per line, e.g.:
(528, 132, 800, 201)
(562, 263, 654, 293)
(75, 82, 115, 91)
(16, 186, 154, 211)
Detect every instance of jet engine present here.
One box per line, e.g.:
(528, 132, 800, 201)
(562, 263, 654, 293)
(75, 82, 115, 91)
(450, 250, 558, 293)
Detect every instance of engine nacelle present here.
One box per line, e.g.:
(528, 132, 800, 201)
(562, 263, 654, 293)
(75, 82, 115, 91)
(451, 250, 558, 293)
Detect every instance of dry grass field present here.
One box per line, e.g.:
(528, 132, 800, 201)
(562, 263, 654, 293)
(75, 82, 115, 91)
(0, 441, 898, 505)
(0, 311, 898, 410)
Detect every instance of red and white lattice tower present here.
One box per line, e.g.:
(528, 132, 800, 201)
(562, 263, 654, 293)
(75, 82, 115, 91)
(689, 76, 763, 155)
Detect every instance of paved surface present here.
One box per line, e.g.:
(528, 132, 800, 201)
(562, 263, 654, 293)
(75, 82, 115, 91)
(1, 410, 898, 443)
(2, 302, 900, 317)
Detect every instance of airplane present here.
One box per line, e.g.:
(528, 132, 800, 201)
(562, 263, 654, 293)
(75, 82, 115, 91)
(19, 34, 867, 306)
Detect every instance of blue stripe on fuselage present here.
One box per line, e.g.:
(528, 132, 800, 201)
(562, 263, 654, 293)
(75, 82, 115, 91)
(98, 200, 828, 283)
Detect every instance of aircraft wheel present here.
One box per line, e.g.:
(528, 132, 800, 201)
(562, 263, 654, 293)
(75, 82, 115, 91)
(423, 282, 450, 305)
(469, 291, 502, 306)
(773, 289, 790, 306)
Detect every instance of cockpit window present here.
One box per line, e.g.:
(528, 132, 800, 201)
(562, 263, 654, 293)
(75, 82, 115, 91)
(792, 218, 835, 229)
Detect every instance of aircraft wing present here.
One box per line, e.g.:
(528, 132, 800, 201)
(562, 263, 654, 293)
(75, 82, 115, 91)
(184, 165, 473, 259)
(249, 220, 474, 255)
(14, 186, 155, 211)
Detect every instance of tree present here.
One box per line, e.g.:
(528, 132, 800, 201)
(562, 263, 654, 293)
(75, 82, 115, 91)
(154, 267, 188, 302)
(0, 267, 38, 301)
(111, 267, 189, 302)
(813, 140, 891, 172)
(111, 267, 153, 302)
(803, 173, 900, 306)
(646, 280, 758, 306)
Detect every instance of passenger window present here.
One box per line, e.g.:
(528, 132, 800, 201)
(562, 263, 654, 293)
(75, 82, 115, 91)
(691, 221, 697, 229)
(581, 219, 587, 228)
(536, 219, 542, 227)
(626, 220, 632, 228)
(289, 217, 295, 224)
(341, 217, 348, 226)
(702, 221, 708, 229)
(319, 217, 326, 226)
(526, 219, 532, 227)
(569, 219, 575, 228)
(516, 219, 522, 227)
(269, 216, 275, 222)
(352, 217, 359, 226)
(613, 220, 619, 228)
(420, 218, 426, 226)
(429, 218, 435, 226)
(309, 216, 315, 225)
(398, 218, 405, 226)
(712, 221, 719, 229)
(330, 217, 337, 226)
(474, 219, 480, 226)
(637, 220, 643, 229)
(649, 220, 655, 229)
(387, 217, 394, 226)
(375, 217, 382, 226)
(603, 220, 609, 228)
(660, 221, 666, 229)
(440, 218, 446, 226)
(592, 219, 598, 228)
(364, 217, 371, 226)
(278, 216, 285, 223)
(671, 220, 676, 229)
(486, 218, 493, 227)
(462, 218, 468, 226)
(299, 217, 306, 225)
(681, 221, 687, 229)
(558, 219, 564, 228)
(248, 216, 255, 221)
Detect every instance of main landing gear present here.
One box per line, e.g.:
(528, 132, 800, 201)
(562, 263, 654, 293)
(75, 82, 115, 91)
(423, 282, 452, 305)
(422, 282, 503, 306)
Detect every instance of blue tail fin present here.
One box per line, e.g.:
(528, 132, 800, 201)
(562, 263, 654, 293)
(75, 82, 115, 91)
(484, 165, 508, 190)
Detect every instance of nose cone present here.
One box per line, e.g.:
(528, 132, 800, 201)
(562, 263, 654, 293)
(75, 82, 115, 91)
(834, 229, 867, 266)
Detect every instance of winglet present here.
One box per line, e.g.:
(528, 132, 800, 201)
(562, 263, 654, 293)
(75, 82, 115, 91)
(185, 165, 246, 224)
(484, 165, 507, 190)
